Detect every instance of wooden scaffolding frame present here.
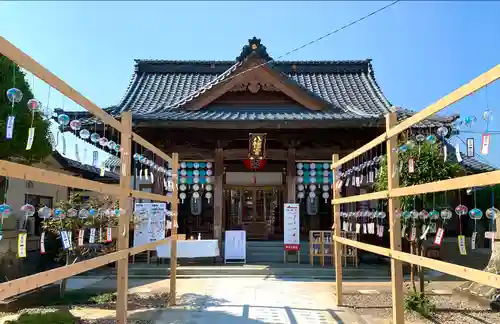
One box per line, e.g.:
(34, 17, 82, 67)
(331, 64, 500, 323)
(0, 36, 179, 323)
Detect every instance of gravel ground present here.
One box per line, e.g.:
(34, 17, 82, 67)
(343, 292, 500, 324)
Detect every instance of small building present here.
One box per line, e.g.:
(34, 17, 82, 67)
(0, 152, 119, 281)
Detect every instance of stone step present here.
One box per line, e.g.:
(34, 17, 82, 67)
(96, 264, 390, 279)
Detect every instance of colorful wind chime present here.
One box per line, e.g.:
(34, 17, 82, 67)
(178, 161, 213, 205)
(296, 162, 333, 203)
(34, 205, 124, 258)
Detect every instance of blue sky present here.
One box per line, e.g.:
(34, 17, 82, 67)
(0, 1, 499, 166)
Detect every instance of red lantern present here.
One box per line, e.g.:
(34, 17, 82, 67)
(243, 159, 267, 171)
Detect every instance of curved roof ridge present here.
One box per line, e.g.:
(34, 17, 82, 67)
(134, 58, 373, 65)
(365, 61, 392, 111)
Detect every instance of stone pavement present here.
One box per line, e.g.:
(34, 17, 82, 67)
(147, 278, 366, 323)
(66, 277, 466, 323)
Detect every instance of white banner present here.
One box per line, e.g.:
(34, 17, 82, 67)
(224, 230, 246, 263)
(133, 203, 167, 247)
(284, 203, 300, 251)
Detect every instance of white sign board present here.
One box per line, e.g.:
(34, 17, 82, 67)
(224, 230, 246, 263)
(133, 203, 166, 247)
(284, 203, 300, 251)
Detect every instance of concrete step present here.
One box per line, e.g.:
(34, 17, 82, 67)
(94, 264, 391, 280)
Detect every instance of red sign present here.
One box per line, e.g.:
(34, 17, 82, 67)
(284, 244, 300, 251)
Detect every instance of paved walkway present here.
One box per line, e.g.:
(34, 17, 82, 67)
(66, 277, 465, 323)
(143, 278, 365, 323)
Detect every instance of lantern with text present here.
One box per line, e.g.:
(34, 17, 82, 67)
(248, 133, 266, 160)
(243, 159, 267, 171)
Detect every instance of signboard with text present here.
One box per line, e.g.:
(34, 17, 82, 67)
(284, 203, 300, 251)
(224, 230, 246, 263)
(133, 203, 166, 247)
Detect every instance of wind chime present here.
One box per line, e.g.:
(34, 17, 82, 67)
(296, 162, 332, 217)
(178, 161, 213, 206)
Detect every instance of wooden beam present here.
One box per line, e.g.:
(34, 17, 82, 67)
(386, 113, 404, 324)
(213, 149, 224, 253)
(0, 250, 128, 301)
(332, 191, 388, 205)
(332, 133, 386, 169)
(132, 133, 172, 164)
(0, 236, 175, 301)
(332, 171, 500, 205)
(0, 36, 123, 132)
(131, 190, 174, 203)
(331, 64, 500, 169)
(387, 64, 500, 140)
(334, 236, 500, 289)
(0, 160, 121, 196)
(116, 112, 132, 324)
(332, 154, 343, 306)
(169, 153, 179, 306)
(390, 170, 500, 198)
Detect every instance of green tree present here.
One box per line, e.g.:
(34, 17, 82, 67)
(375, 139, 463, 300)
(0, 55, 52, 202)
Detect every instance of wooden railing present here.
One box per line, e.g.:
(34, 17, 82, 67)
(0, 36, 179, 323)
(332, 64, 500, 324)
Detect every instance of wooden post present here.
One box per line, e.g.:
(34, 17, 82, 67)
(213, 148, 224, 257)
(116, 112, 133, 324)
(286, 149, 296, 203)
(332, 153, 343, 305)
(386, 112, 404, 324)
(169, 152, 179, 306)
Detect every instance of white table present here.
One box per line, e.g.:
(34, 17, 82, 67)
(156, 239, 220, 258)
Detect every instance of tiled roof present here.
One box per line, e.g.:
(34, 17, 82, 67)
(444, 140, 496, 172)
(55, 38, 458, 128)
(52, 152, 120, 181)
(115, 58, 392, 122)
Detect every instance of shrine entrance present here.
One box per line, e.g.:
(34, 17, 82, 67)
(224, 186, 284, 240)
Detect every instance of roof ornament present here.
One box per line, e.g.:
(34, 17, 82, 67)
(236, 37, 273, 62)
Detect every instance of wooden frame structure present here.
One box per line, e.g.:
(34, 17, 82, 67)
(0, 36, 179, 323)
(332, 64, 500, 323)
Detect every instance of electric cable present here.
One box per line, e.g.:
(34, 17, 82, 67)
(164, 0, 402, 110)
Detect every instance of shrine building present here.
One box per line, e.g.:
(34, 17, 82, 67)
(58, 37, 493, 255)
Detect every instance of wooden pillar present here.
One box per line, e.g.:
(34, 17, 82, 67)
(332, 154, 343, 306)
(117, 112, 133, 324)
(214, 149, 224, 256)
(169, 152, 179, 306)
(386, 112, 404, 324)
(286, 149, 296, 203)
(153, 155, 165, 194)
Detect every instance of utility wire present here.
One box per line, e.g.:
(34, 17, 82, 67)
(165, 0, 401, 109)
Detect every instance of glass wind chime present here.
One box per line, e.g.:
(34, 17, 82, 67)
(178, 161, 214, 209)
(296, 162, 333, 217)
(393, 116, 498, 254)
(13, 202, 124, 259)
(296, 162, 333, 203)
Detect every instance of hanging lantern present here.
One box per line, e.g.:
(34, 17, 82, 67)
(248, 133, 267, 160)
(243, 159, 267, 171)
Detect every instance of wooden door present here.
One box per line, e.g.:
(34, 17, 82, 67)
(224, 186, 282, 240)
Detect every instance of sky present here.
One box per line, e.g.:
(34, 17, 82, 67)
(0, 1, 499, 167)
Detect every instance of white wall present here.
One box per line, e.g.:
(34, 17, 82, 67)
(225, 172, 282, 185)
